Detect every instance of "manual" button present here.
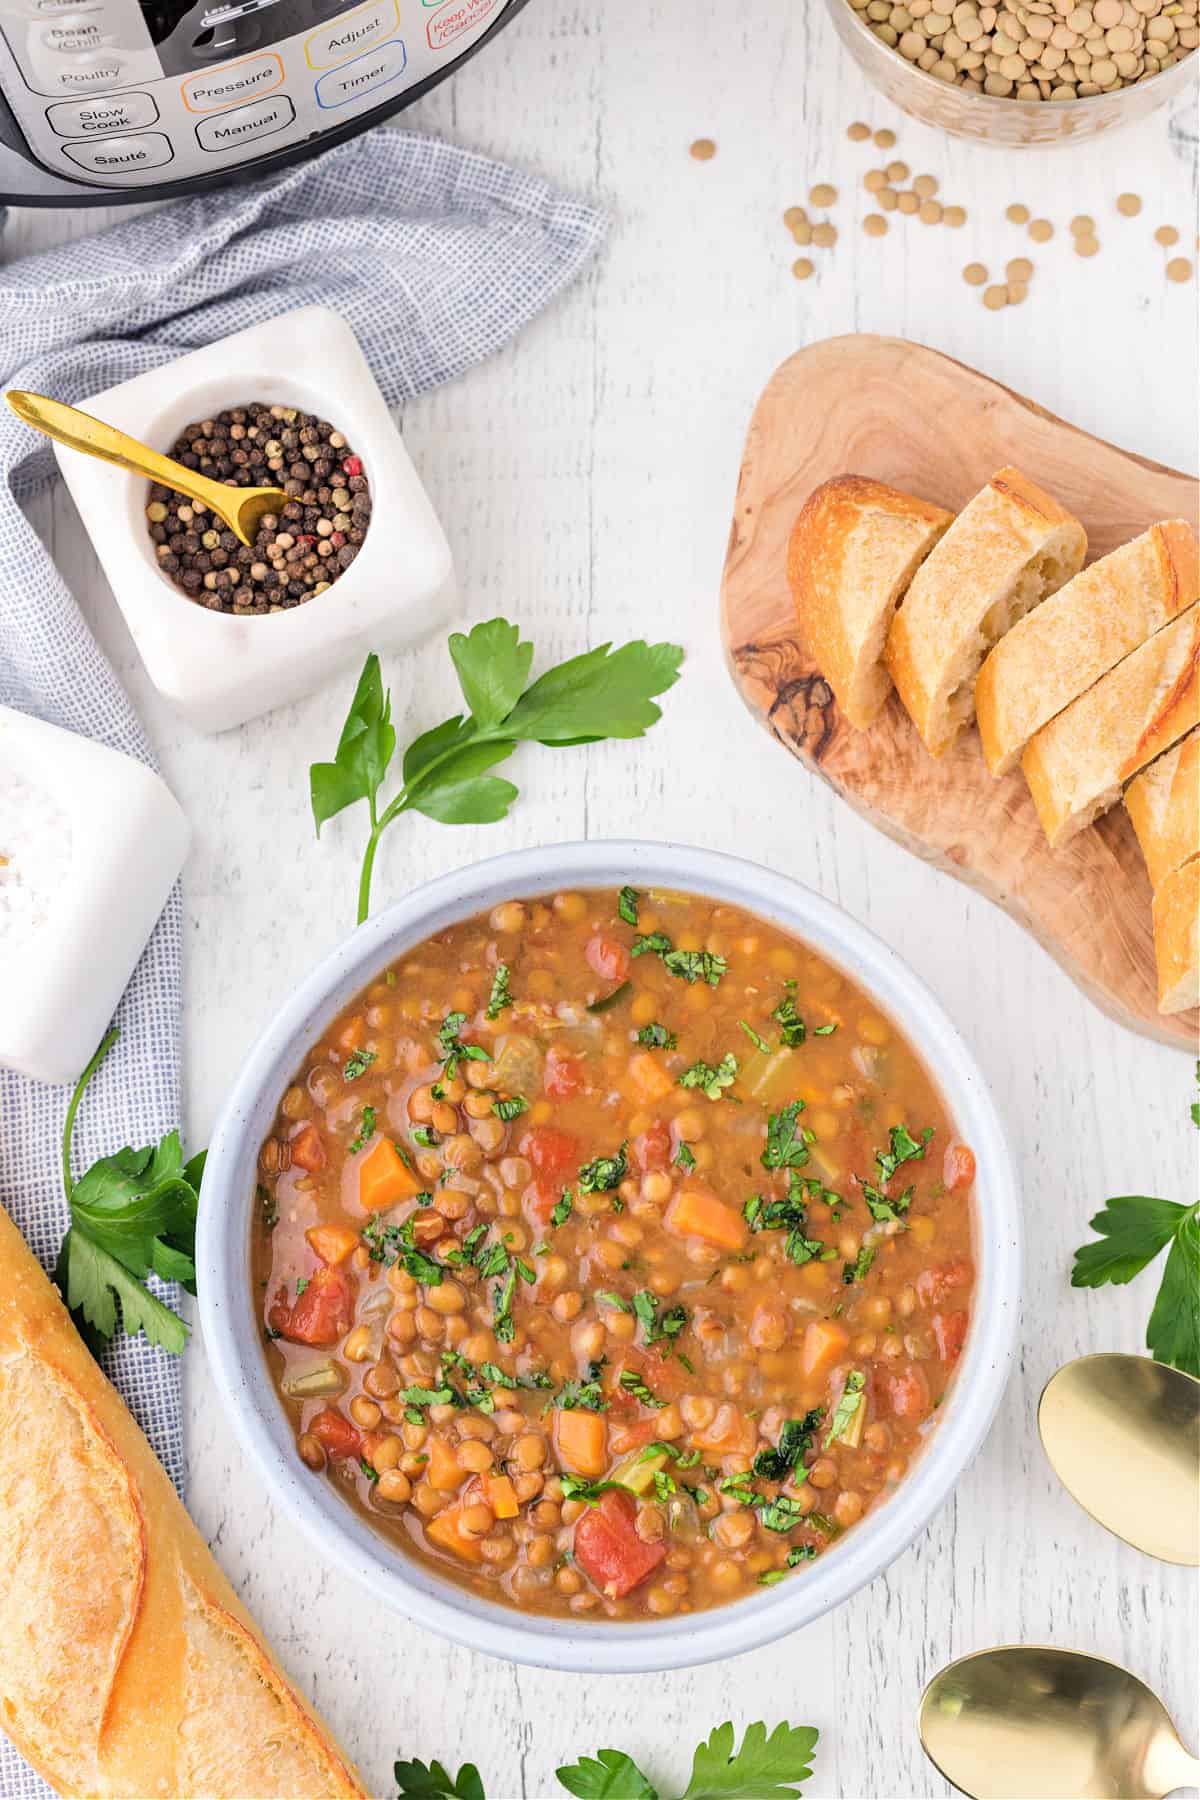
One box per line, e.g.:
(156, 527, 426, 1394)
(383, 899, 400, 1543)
(62, 129, 172, 172)
(196, 92, 294, 150)
(314, 33, 405, 107)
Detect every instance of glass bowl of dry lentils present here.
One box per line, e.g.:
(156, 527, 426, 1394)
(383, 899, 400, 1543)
(827, 0, 1198, 144)
(145, 401, 371, 614)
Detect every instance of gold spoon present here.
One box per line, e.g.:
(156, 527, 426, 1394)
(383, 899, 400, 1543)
(5, 389, 288, 547)
(1038, 1353, 1199, 1566)
(919, 1646, 1200, 1800)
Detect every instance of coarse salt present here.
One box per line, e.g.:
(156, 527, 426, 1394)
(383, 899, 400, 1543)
(0, 769, 72, 956)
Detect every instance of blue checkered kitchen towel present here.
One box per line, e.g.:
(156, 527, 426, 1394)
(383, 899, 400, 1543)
(0, 128, 604, 1800)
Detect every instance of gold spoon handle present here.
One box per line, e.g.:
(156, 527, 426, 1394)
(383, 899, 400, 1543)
(1144, 1732, 1200, 1797)
(6, 389, 235, 518)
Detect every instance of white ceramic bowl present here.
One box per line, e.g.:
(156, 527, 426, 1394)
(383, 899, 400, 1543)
(198, 840, 1021, 1673)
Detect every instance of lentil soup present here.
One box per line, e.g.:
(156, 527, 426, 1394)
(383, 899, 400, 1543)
(253, 886, 977, 1621)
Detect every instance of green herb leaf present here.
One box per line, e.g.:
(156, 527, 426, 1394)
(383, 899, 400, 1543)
(618, 886, 641, 927)
(394, 1758, 486, 1800)
(486, 963, 513, 1021)
(1070, 1195, 1189, 1286)
(674, 1141, 696, 1171)
(679, 1053, 738, 1102)
(739, 1021, 773, 1055)
(579, 1144, 629, 1194)
(556, 1749, 657, 1800)
(636, 1023, 678, 1050)
(349, 1106, 377, 1155)
(596, 1291, 632, 1312)
(824, 1370, 866, 1448)
(310, 653, 396, 834)
(493, 1096, 529, 1123)
(752, 1411, 822, 1482)
(1146, 1212, 1200, 1376)
(762, 1102, 810, 1172)
(771, 996, 806, 1047)
(343, 1048, 377, 1080)
(588, 981, 632, 1014)
(559, 1474, 632, 1507)
(551, 1191, 574, 1228)
(679, 1721, 818, 1800)
(842, 1245, 875, 1285)
(619, 1368, 665, 1409)
(502, 639, 684, 744)
(448, 617, 534, 733)
(632, 935, 728, 987)
(875, 1124, 932, 1184)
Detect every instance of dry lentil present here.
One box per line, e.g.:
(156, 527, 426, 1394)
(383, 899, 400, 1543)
(689, 138, 716, 160)
(847, 119, 873, 139)
(898, 189, 921, 214)
(863, 214, 889, 236)
(146, 402, 369, 614)
(1028, 218, 1054, 242)
(792, 257, 816, 278)
(1070, 213, 1096, 235)
(878, 187, 900, 210)
(1006, 256, 1034, 282)
(944, 205, 967, 226)
(1167, 257, 1195, 281)
(919, 200, 944, 223)
(1116, 191, 1143, 215)
(812, 222, 839, 247)
(874, 126, 897, 146)
(963, 261, 989, 285)
(913, 173, 939, 198)
(810, 182, 839, 206)
(1007, 203, 1030, 223)
(983, 283, 1009, 309)
(1074, 233, 1101, 256)
(1155, 224, 1180, 246)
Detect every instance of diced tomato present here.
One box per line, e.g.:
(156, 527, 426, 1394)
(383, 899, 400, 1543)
(270, 1267, 355, 1346)
(943, 1142, 977, 1192)
(632, 1120, 671, 1173)
(523, 1126, 581, 1180)
(544, 1047, 586, 1101)
(586, 933, 630, 983)
(933, 1310, 969, 1363)
(882, 1363, 931, 1420)
(609, 1415, 666, 1456)
(289, 1123, 325, 1172)
(573, 1489, 667, 1599)
(916, 1259, 973, 1309)
(309, 1407, 362, 1460)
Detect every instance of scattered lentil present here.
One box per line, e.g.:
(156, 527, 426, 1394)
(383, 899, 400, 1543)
(1155, 225, 1180, 246)
(1029, 218, 1054, 242)
(1074, 234, 1101, 256)
(913, 174, 939, 198)
(1006, 256, 1034, 282)
(810, 182, 838, 206)
(792, 257, 816, 279)
(1006, 281, 1030, 304)
(847, 120, 873, 140)
(793, 218, 813, 244)
(983, 284, 1009, 310)
(874, 127, 897, 147)
(784, 205, 808, 228)
(1116, 191, 1143, 216)
(886, 160, 911, 182)
(146, 403, 369, 614)
(689, 138, 716, 161)
(812, 222, 839, 247)
(963, 262, 989, 285)
(944, 205, 967, 227)
(863, 213, 889, 236)
(865, 168, 889, 191)
(897, 189, 920, 213)
(1070, 214, 1096, 235)
(879, 187, 900, 210)
(1167, 257, 1195, 282)
(919, 200, 944, 224)
(1007, 203, 1030, 224)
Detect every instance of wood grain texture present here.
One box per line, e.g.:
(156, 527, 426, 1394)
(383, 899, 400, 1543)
(4, 2, 1198, 1793)
(721, 334, 1200, 1050)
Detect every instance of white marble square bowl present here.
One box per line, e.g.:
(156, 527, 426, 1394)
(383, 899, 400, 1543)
(0, 705, 189, 1086)
(53, 305, 455, 734)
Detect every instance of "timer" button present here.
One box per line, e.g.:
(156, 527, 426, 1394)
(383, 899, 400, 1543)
(305, 0, 397, 69)
(47, 90, 157, 132)
(182, 51, 282, 111)
(62, 129, 172, 171)
(195, 92, 294, 150)
(314, 33, 405, 107)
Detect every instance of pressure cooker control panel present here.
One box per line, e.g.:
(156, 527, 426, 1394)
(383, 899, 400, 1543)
(0, 0, 509, 185)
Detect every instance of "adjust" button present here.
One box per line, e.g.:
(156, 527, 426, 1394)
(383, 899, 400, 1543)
(314, 33, 405, 107)
(305, 0, 397, 68)
(195, 92, 294, 150)
(62, 129, 172, 172)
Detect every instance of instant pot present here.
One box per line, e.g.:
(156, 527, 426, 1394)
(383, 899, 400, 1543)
(0, 0, 528, 202)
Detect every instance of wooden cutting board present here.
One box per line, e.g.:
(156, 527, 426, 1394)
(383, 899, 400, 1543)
(720, 334, 1199, 1050)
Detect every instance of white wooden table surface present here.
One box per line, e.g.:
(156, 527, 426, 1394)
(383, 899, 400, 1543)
(6, 4, 1199, 1795)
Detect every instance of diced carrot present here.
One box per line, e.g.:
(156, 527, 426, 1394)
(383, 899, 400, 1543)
(624, 1052, 675, 1104)
(336, 1015, 366, 1053)
(358, 1137, 421, 1211)
(801, 1318, 851, 1384)
(290, 1124, 325, 1172)
(943, 1142, 976, 1192)
(426, 1503, 485, 1564)
(305, 1223, 360, 1266)
(484, 1472, 520, 1520)
(665, 1185, 748, 1253)
(554, 1407, 608, 1477)
(686, 1401, 756, 1459)
(426, 1433, 463, 1491)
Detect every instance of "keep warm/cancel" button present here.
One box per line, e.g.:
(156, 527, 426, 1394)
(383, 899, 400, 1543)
(314, 34, 405, 107)
(306, 0, 398, 70)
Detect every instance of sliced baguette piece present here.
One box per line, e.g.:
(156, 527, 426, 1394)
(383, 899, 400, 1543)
(975, 519, 1200, 775)
(884, 465, 1087, 757)
(787, 475, 954, 730)
(1125, 727, 1200, 890)
(1151, 853, 1199, 1014)
(1021, 603, 1200, 849)
(0, 1200, 367, 1800)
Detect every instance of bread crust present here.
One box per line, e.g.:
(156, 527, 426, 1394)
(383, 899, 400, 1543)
(787, 475, 953, 731)
(0, 1203, 368, 1800)
(1021, 604, 1200, 849)
(884, 465, 1087, 757)
(1151, 854, 1200, 1014)
(975, 520, 1200, 776)
(1125, 727, 1200, 890)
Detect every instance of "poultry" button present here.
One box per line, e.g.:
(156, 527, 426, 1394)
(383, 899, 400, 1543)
(314, 34, 405, 107)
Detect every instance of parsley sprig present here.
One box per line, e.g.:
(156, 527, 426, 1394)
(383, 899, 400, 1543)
(679, 1053, 738, 1102)
(311, 622, 684, 923)
(1071, 1073, 1199, 1376)
(54, 1028, 205, 1357)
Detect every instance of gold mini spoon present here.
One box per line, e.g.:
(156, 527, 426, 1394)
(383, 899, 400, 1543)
(920, 1646, 1200, 1800)
(1039, 1353, 1199, 1566)
(6, 389, 288, 548)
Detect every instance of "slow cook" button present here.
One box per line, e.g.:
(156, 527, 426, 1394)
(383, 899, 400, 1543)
(195, 92, 293, 150)
(62, 129, 172, 171)
(314, 34, 404, 107)
(47, 90, 157, 133)
(305, 0, 397, 69)
(182, 51, 282, 112)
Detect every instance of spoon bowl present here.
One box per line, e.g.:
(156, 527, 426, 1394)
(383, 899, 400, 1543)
(920, 1646, 1200, 1799)
(5, 389, 288, 547)
(1038, 1354, 1200, 1566)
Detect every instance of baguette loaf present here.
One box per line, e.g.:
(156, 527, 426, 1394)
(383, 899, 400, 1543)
(975, 519, 1200, 775)
(1021, 603, 1199, 849)
(884, 466, 1087, 757)
(1125, 727, 1200, 891)
(1151, 854, 1200, 1014)
(787, 475, 953, 730)
(0, 1201, 367, 1800)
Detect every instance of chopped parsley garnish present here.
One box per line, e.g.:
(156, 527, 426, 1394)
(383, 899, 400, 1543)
(743, 1177, 823, 1265)
(762, 1100, 812, 1172)
(619, 1368, 665, 1408)
(578, 1143, 628, 1193)
(595, 1291, 631, 1312)
(759, 1494, 807, 1533)
(587, 981, 631, 1014)
(632, 933, 729, 987)
(550, 1191, 574, 1228)
(718, 1472, 758, 1506)
(842, 1245, 875, 1284)
(639, 1441, 682, 1463)
(343, 1048, 377, 1080)
(560, 1473, 626, 1503)
(493, 1095, 529, 1122)
(679, 1052, 738, 1101)
(555, 1364, 609, 1412)
(859, 1180, 915, 1226)
(411, 1125, 438, 1148)
(398, 1383, 456, 1409)
(761, 1544, 818, 1581)
(492, 1262, 518, 1342)
(485, 963, 513, 1021)
(436, 1011, 491, 1082)
(359, 1459, 380, 1483)
(772, 995, 806, 1047)
(813, 1023, 838, 1036)
(752, 1410, 823, 1482)
(348, 1106, 377, 1154)
(617, 885, 640, 926)
(739, 1021, 773, 1055)
(636, 1022, 678, 1050)
(295, 1277, 309, 1297)
(824, 1370, 866, 1448)
(674, 1141, 696, 1171)
(632, 1289, 689, 1346)
(875, 1123, 933, 1183)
